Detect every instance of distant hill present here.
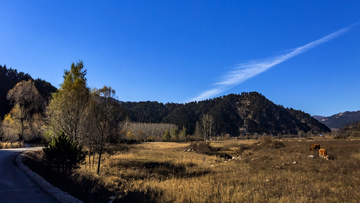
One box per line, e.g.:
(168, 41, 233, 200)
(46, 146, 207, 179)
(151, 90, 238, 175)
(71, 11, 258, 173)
(313, 115, 326, 121)
(122, 92, 330, 136)
(0, 64, 57, 119)
(338, 120, 360, 137)
(314, 110, 360, 130)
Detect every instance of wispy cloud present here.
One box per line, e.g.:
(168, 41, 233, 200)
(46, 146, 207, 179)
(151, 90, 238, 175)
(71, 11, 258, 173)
(190, 22, 359, 102)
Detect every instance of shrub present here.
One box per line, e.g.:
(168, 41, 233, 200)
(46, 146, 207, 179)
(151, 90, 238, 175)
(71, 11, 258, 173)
(163, 130, 171, 142)
(188, 142, 217, 155)
(333, 135, 348, 139)
(237, 144, 251, 154)
(260, 136, 273, 145)
(43, 132, 86, 177)
(252, 136, 285, 150)
(147, 136, 155, 142)
(271, 141, 286, 149)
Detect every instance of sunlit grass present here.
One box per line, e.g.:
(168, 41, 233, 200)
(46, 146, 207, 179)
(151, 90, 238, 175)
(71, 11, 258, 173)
(78, 138, 360, 202)
(0, 141, 23, 149)
(24, 137, 360, 202)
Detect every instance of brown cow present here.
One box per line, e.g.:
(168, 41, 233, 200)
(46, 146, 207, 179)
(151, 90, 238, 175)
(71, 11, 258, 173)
(319, 149, 328, 160)
(309, 144, 320, 150)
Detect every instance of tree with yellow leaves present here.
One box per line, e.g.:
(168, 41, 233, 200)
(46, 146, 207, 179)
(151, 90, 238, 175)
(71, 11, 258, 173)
(2, 110, 20, 144)
(47, 61, 90, 144)
(6, 79, 44, 141)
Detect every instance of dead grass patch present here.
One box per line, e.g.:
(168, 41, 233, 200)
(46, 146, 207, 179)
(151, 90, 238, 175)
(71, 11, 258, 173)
(0, 142, 23, 149)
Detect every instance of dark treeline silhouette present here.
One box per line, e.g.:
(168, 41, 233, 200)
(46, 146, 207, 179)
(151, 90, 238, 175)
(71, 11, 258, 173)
(121, 92, 331, 136)
(0, 64, 57, 119)
(338, 120, 360, 137)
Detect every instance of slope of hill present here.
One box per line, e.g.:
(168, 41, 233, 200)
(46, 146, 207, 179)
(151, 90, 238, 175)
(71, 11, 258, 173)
(314, 111, 360, 130)
(338, 120, 360, 137)
(0, 64, 57, 119)
(122, 92, 330, 136)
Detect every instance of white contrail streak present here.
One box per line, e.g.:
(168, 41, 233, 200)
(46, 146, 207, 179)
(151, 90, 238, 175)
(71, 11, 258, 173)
(190, 23, 358, 102)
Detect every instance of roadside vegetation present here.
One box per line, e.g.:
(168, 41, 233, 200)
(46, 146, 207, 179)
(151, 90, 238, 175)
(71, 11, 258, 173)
(0, 142, 23, 149)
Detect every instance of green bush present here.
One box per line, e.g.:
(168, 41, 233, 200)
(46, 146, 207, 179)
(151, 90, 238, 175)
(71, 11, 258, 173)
(163, 130, 171, 142)
(43, 132, 86, 175)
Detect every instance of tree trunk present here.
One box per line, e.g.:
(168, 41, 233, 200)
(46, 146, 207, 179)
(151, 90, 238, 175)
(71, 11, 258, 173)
(88, 152, 91, 169)
(20, 119, 24, 141)
(97, 152, 102, 174)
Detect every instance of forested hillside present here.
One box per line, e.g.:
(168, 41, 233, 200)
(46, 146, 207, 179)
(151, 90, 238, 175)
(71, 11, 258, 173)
(314, 111, 360, 129)
(0, 64, 57, 119)
(338, 120, 360, 137)
(121, 92, 331, 136)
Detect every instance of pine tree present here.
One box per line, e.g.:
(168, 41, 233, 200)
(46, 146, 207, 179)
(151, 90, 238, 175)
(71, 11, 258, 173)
(43, 132, 86, 181)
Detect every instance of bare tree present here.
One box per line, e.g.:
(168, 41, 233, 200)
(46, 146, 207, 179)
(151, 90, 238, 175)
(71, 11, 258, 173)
(194, 121, 202, 140)
(123, 122, 177, 141)
(86, 86, 122, 174)
(29, 113, 46, 141)
(6, 79, 44, 141)
(201, 114, 214, 141)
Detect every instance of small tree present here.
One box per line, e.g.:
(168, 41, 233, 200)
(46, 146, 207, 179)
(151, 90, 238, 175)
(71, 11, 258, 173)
(163, 130, 171, 142)
(126, 131, 134, 140)
(135, 130, 146, 141)
(7, 79, 44, 141)
(201, 114, 214, 141)
(85, 86, 122, 174)
(194, 121, 202, 140)
(1, 112, 20, 145)
(179, 126, 187, 142)
(47, 61, 90, 143)
(43, 132, 86, 181)
(171, 128, 179, 141)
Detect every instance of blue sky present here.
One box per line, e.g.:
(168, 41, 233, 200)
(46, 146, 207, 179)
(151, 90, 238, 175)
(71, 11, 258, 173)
(1, 1, 359, 117)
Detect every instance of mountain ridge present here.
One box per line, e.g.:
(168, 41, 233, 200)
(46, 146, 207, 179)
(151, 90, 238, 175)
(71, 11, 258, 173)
(314, 110, 360, 130)
(121, 92, 331, 136)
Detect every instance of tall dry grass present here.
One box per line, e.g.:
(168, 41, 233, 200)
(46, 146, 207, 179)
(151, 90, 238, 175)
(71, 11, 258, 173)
(24, 137, 360, 203)
(0, 141, 23, 149)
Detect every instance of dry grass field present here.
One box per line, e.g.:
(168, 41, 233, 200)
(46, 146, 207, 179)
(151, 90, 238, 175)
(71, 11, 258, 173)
(0, 141, 23, 149)
(24, 136, 360, 203)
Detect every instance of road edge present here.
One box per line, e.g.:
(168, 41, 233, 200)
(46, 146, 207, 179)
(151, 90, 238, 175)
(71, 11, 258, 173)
(15, 151, 83, 203)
